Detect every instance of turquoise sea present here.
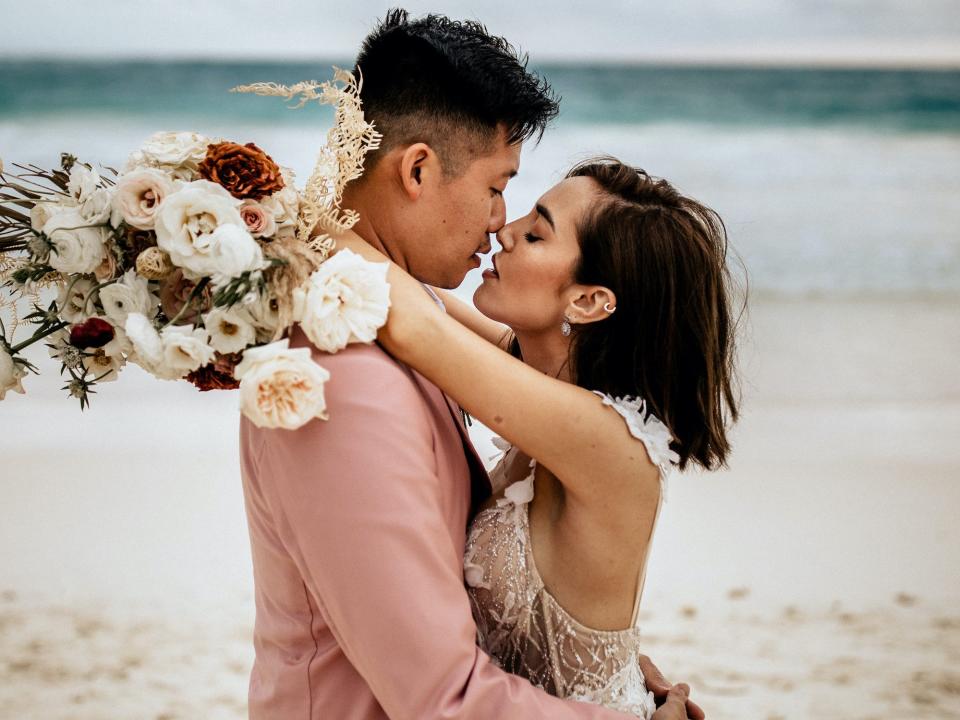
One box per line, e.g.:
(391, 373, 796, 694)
(2, 60, 959, 296)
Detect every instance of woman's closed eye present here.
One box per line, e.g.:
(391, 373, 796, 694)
(524, 231, 542, 243)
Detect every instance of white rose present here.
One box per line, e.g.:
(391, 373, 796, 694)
(155, 180, 264, 282)
(125, 131, 212, 180)
(99, 269, 160, 327)
(30, 200, 74, 233)
(125, 313, 214, 380)
(57, 276, 101, 323)
(0, 347, 27, 400)
(43, 209, 108, 274)
(78, 188, 112, 224)
(113, 168, 176, 230)
(161, 324, 215, 376)
(261, 186, 300, 239)
(202, 306, 257, 354)
(235, 339, 330, 429)
(67, 164, 100, 204)
(292, 249, 391, 353)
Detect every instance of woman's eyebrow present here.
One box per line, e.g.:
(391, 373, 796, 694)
(535, 203, 555, 230)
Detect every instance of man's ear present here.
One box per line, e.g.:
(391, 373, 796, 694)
(565, 285, 617, 326)
(398, 143, 439, 200)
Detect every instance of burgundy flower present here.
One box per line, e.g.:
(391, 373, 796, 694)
(185, 351, 242, 391)
(69, 317, 115, 349)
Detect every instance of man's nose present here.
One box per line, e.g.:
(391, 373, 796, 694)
(487, 195, 507, 234)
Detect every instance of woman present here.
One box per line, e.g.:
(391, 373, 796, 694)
(337, 157, 739, 718)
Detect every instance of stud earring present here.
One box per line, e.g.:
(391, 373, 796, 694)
(561, 317, 572, 336)
(603, 302, 616, 313)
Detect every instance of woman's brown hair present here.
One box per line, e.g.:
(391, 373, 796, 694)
(563, 157, 741, 471)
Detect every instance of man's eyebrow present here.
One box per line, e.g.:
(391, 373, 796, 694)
(536, 203, 555, 230)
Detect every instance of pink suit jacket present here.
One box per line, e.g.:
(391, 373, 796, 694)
(239, 324, 630, 719)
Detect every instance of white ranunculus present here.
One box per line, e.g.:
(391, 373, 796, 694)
(234, 339, 330, 429)
(113, 168, 176, 230)
(244, 291, 281, 343)
(81, 339, 126, 383)
(203, 306, 257, 354)
(154, 180, 264, 281)
(43, 209, 109, 274)
(292, 249, 391, 353)
(161, 324, 215, 376)
(0, 347, 27, 400)
(57, 276, 101, 323)
(124, 131, 212, 180)
(99, 269, 160, 327)
(125, 313, 166, 375)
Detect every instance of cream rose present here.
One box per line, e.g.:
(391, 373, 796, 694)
(99, 269, 160, 327)
(234, 339, 330, 429)
(124, 131, 213, 180)
(154, 180, 264, 282)
(202, 306, 257, 354)
(292, 249, 391, 353)
(43, 209, 109, 274)
(0, 347, 27, 400)
(113, 168, 177, 230)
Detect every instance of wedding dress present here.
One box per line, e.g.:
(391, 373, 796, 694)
(464, 393, 679, 719)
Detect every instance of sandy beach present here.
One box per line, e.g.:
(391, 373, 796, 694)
(2, 295, 959, 719)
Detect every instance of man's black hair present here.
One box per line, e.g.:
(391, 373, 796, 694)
(354, 8, 559, 175)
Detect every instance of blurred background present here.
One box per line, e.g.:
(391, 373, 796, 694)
(1, 1, 958, 718)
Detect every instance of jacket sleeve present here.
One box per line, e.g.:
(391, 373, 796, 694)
(252, 344, 630, 719)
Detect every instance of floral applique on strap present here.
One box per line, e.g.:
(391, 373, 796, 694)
(593, 392, 680, 488)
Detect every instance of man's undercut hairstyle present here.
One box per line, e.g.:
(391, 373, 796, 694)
(354, 8, 559, 177)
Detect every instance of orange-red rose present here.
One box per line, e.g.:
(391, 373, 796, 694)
(198, 142, 285, 200)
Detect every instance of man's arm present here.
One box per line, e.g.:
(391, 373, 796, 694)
(252, 343, 632, 719)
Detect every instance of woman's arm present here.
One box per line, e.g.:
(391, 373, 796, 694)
(431, 289, 514, 350)
(333, 233, 662, 514)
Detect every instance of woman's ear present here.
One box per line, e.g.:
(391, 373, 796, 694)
(565, 285, 617, 326)
(398, 143, 439, 200)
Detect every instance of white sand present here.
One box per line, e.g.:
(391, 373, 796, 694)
(2, 296, 959, 719)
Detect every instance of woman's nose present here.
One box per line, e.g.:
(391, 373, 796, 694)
(497, 223, 515, 251)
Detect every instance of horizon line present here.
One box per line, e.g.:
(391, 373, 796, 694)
(1, 52, 959, 72)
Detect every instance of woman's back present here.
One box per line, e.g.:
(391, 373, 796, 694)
(464, 393, 678, 718)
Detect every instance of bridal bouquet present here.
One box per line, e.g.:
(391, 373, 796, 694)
(0, 69, 385, 430)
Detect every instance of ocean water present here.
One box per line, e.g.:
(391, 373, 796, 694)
(1, 60, 959, 297)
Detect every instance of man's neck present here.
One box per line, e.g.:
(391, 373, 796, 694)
(342, 184, 409, 272)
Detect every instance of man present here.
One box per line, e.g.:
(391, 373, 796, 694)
(239, 9, 701, 719)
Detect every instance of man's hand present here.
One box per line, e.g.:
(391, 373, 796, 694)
(651, 684, 692, 720)
(639, 654, 705, 720)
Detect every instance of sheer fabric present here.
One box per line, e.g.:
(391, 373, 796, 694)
(464, 393, 679, 718)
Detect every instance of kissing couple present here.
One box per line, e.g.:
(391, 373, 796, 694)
(239, 8, 739, 719)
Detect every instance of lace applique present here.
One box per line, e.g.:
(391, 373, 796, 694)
(593, 392, 680, 478)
